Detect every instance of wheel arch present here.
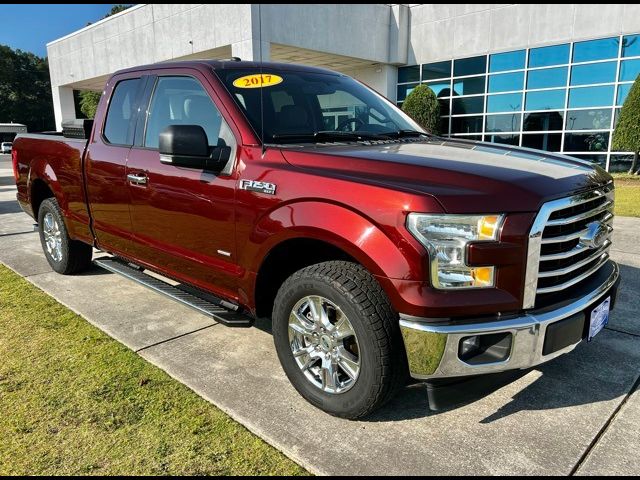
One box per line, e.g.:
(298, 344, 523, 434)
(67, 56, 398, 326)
(30, 178, 56, 219)
(28, 157, 67, 218)
(250, 201, 419, 318)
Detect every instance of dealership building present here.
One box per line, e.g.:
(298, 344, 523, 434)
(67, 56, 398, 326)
(47, 3, 640, 171)
(0, 123, 27, 142)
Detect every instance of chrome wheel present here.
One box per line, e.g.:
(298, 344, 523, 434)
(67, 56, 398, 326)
(288, 295, 360, 394)
(43, 212, 63, 262)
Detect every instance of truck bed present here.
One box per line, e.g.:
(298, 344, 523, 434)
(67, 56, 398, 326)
(13, 134, 94, 244)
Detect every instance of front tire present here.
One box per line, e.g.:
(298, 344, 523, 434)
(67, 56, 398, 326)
(272, 261, 407, 419)
(38, 198, 92, 274)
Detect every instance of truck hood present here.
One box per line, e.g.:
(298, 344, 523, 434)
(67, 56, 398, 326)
(279, 138, 612, 213)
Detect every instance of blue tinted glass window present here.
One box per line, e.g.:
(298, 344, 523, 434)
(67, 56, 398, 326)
(622, 35, 640, 58)
(620, 59, 640, 82)
(610, 154, 635, 172)
(523, 112, 564, 131)
(451, 116, 483, 134)
(529, 44, 570, 68)
(486, 114, 521, 133)
(564, 132, 610, 152)
(452, 134, 483, 140)
(452, 76, 486, 96)
(489, 50, 525, 72)
(570, 62, 617, 86)
(485, 134, 520, 146)
(522, 133, 562, 151)
(617, 84, 632, 106)
(525, 89, 566, 111)
(438, 98, 450, 116)
(568, 154, 607, 167)
(398, 66, 420, 83)
(488, 72, 524, 93)
(454, 56, 487, 77)
(397, 83, 418, 101)
(527, 67, 567, 89)
(452, 96, 484, 114)
(565, 109, 612, 130)
(425, 81, 452, 97)
(439, 117, 449, 135)
(569, 85, 615, 108)
(487, 93, 522, 113)
(573, 37, 619, 63)
(422, 61, 451, 81)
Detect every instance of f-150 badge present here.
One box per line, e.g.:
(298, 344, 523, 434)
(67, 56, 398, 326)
(239, 179, 277, 195)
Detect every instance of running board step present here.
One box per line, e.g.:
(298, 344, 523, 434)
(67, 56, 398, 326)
(93, 257, 253, 327)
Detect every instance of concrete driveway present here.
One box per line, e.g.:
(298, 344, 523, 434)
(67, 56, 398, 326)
(1, 153, 639, 476)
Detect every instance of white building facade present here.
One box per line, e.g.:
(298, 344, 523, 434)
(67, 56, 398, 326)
(47, 4, 640, 171)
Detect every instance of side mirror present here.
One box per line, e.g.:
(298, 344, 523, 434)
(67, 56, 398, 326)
(159, 125, 231, 171)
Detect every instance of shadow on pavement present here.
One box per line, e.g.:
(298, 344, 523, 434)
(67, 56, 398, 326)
(195, 263, 640, 423)
(76, 263, 116, 276)
(0, 199, 24, 215)
(366, 337, 638, 424)
(478, 364, 640, 424)
(0, 176, 16, 187)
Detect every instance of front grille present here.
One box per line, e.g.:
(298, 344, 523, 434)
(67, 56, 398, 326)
(523, 183, 615, 309)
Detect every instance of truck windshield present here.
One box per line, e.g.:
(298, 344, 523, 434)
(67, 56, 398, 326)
(215, 68, 427, 144)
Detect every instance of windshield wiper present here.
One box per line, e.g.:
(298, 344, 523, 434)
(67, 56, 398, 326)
(271, 131, 391, 143)
(384, 129, 430, 138)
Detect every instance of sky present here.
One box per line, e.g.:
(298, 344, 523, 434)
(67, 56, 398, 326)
(0, 4, 117, 57)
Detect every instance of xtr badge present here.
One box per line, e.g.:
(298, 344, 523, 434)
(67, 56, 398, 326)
(239, 179, 277, 195)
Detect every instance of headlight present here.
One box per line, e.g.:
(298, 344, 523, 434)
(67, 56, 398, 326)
(406, 213, 504, 289)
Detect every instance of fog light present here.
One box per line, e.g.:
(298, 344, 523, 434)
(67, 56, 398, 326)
(460, 335, 480, 357)
(458, 332, 513, 365)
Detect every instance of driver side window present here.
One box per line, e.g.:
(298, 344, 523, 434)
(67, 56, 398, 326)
(144, 76, 224, 149)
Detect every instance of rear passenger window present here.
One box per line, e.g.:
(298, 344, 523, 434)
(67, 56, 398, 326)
(103, 78, 142, 145)
(144, 76, 225, 149)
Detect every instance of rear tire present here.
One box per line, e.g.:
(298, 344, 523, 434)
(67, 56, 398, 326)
(38, 198, 92, 274)
(272, 261, 408, 419)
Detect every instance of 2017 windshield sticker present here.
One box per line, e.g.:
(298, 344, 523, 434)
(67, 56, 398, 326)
(233, 74, 283, 89)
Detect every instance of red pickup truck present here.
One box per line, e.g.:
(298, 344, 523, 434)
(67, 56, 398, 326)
(13, 60, 619, 418)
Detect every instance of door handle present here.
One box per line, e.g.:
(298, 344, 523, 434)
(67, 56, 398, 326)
(127, 173, 148, 185)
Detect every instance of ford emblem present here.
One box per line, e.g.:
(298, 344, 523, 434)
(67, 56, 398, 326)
(580, 221, 609, 249)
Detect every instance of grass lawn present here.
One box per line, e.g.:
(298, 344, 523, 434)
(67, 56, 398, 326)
(612, 173, 640, 218)
(0, 264, 308, 476)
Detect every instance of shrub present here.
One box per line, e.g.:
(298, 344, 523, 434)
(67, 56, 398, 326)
(401, 84, 440, 135)
(612, 76, 640, 174)
(78, 91, 101, 119)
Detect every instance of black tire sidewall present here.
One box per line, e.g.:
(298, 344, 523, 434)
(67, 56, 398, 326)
(273, 275, 386, 418)
(38, 198, 71, 274)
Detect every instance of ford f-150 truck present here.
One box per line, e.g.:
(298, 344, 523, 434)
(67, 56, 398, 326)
(13, 60, 619, 419)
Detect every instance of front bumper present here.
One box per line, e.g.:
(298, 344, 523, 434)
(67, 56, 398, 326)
(400, 261, 620, 380)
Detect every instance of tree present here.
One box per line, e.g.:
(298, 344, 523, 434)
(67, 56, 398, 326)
(0, 45, 55, 132)
(106, 5, 132, 17)
(401, 84, 440, 135)
(78, 90, 101, 118)
(612, 76, 640, 174)
(86, 4, 132, 25)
